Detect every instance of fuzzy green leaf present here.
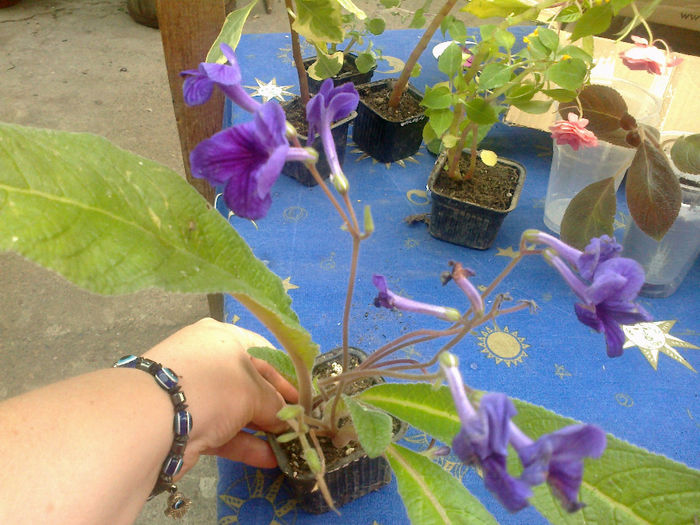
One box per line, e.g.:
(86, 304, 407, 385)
(559, 44, 594, 64)
(506, 83, 538, 104)
(541, 88, 578, 102)
(206, 0, 258, 63)
(570, 4, 613, 41)
(510, 398, 700, 524)
(248, 346, 298, 388)
(511, 99, 553, 114)
(670, 133, 700, 174)
(409, 8, 426, 28)
(493, 28, 516, 51)
(293, 0, 344, 45)
(357, 383, 459, 445)
(343, 395, 393, 458)
(560, 177, 616, 249)
(546, 57, 587, 91)
(336, 0, 366, 20)
(626, 134, 682, 240)
(0, 123, 319, 371)
(386, 444, 498, 525)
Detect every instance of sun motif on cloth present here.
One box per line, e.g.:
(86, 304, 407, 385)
(477, 324, 529, 366)
(622, 320, 699, 371)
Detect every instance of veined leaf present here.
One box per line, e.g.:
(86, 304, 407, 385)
(510, 398, 700, 524)
(421, 85, 453, 110)
(207, 0, 259, 63)
(438, 43, 463, 77)
(426, 108, 454, 138)
(248, 346, 298, 388)
(357, 383, 459, 445)
(560, 177, 616, 249)
(570, 4, 613, 41)
(559, 84, 629, 146)
(386, 444, 498, 525)
(0, 123, 319, 371)
(293, 0, 344, 45)
(354, 52, 376, 74)
(546, 57, 587, 91)
(365, 17, 385, 35)
(479, 63, 513, 90)
(307, 50, 343, 80)
(670, 133, 700, 174)
(626, 134, 682, 240)
(465, 98, 499, 126)
(536, 27, 559, 52)
(343, 395, 393, 458)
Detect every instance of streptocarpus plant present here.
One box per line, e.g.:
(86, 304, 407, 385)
(174, 44, 689, 519)
(2, 43, 699, 525)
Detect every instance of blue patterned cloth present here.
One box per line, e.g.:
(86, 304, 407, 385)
(216, 29, 699, 525)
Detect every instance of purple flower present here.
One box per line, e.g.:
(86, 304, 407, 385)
(523, 231, 651, 357)
(190, 101, 313, 220)
(372, 274, 461, 322)
(180, 43, 261, 114)
(441, 356, 532, 512)
(511, 424, 606, 512)
(306, 79, 359, 179)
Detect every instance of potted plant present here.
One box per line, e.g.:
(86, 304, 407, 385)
(352, 0, 462, 163)
(551, 32, 690, 251)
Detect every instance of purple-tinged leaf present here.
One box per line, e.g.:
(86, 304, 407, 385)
(559, 85, 630, 147)
(561, 177, 616, 250)
(626, 134, 682, 240)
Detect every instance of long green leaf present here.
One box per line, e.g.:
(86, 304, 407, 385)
(386, 444, 498, 525)
(207, 0, 259, 63)
(510, 398, 700, 524)
(357, 383, 460, 445)
(0, 123, 319, 374)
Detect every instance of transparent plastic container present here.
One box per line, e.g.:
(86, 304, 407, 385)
(544, 79, 662, 233)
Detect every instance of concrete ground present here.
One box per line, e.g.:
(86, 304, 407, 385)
(0, 1, 472, 523)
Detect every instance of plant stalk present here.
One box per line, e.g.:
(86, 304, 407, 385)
(387, 0, 459, 109)
(285, 0, 311, 106)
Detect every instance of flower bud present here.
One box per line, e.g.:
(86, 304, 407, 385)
(363, 205, 374, 236)
(285, 121, 298, 140)
(439, 352, 459, 369)
(332, 171, 349, 194)
(276, 404, 303, 421)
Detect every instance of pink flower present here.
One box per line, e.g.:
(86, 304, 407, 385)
(619, 36, 683, 75)
(549, 113, 598, 151)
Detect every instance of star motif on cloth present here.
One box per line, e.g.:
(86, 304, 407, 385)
(495, 246, 519, 259)
(281, 276, 299, 291)
(622, 320, 699, 371)
(244, 78, 295, 102)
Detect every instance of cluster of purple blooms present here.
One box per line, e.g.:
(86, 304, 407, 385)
(181, 44, 652, 515)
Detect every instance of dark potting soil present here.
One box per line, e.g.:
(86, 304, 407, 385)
(284, 97, 310, 137)
(280, 354, 384, 476)
(434, 153, 521, 210)
(358, 82, 423, 122)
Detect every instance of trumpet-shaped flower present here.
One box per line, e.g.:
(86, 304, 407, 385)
(511, 423, 606, 512)
(620, 36, 683, 75)
(440, 356, 532, 512)
(550, 113, 598, 151)
(180, 43, 261, 114)
(306, 79, 359, 180)
(372, 274, 461, 322)
(190, 101, 313, 220)
(523, 231, 651, 357)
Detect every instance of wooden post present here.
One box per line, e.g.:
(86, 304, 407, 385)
(157, 0, 227, 321)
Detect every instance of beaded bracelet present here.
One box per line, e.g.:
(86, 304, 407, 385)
(113, 355, 192, 519)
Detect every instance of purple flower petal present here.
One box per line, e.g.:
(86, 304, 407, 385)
(577, 235, 622, 280)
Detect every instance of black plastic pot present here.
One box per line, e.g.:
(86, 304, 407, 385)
(352, 79, 427, 163)
(281, 98, 356, 186)
(268, 347, 404, 514)
(304, 53, 376, 93)
(428, 150, 526, 250)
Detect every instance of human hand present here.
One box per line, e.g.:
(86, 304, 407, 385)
(143, 318, 298, 474)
